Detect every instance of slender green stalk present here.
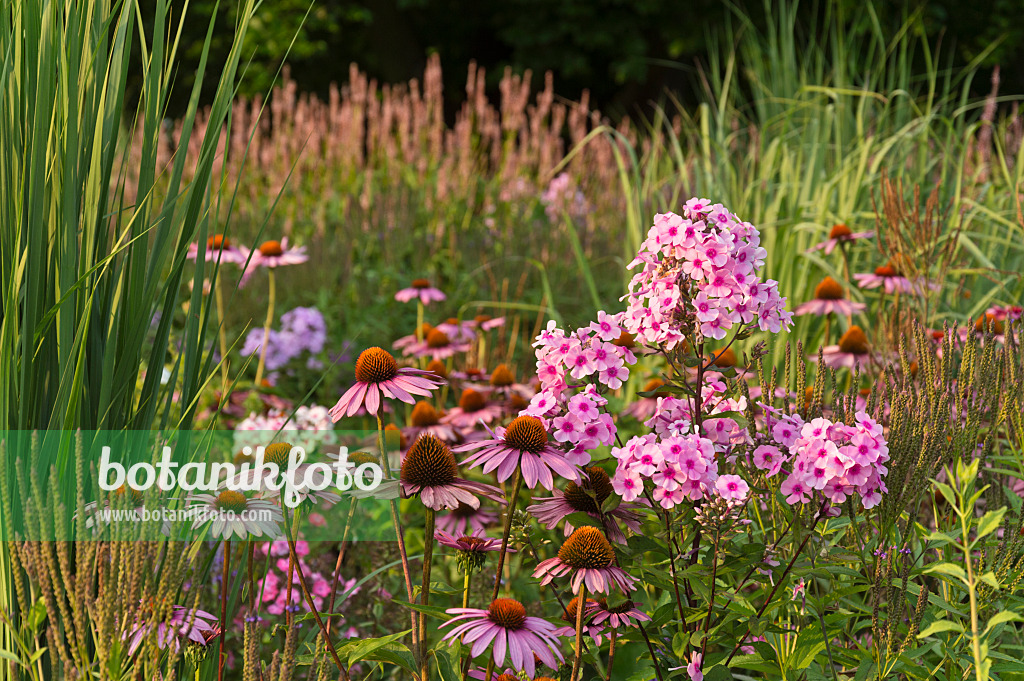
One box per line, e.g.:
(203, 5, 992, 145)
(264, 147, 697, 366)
(214, 276, 230, 391)
(491, 463, 523, 600)
(419, 507, 435, 681)
(571, 581, 587, 681)
(375, 414, 419, 661)
(218, 540, 230, 681)
(253, 269, 276, 388)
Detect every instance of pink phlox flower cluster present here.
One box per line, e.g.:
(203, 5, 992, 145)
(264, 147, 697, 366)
(756, 409, 889, 510)
(531, 312, 635, 395)
(610, 431, 721, 508)
(524, 314, 635, 465)
(645, 380, 751, 452)
(622, 199, 793, 349)
(258, 546, 359, 617)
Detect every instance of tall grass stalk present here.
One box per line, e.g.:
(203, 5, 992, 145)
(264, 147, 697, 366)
(0, 0, 260, 672)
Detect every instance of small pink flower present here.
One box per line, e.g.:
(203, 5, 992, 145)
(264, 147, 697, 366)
(687, 651, 703, 681)
(395, 278, 447, 305)
(715, 474, 749, 501)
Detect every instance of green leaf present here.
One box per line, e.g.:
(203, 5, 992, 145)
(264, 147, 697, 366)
(790, 629, 826, 670)
(672, 630, 688, 658)
(433, 647, 460, 681)
(984, 610, 1024, 635)
(705, 664, 735, 681)
(627, 534, 667, 556)
(393, 600, 454, 621)
(978, 571, 1001, 589)
(601, 492, 622, 514)
(917, 620, 965, 638)
(563, 511, 603, 530)
(923, 562, 968, 583)
(976, 507, 1007, 540)
(337, 629, 413, 668)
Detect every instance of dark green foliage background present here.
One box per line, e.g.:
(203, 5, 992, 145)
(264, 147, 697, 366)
(147, 0, 1024, 118)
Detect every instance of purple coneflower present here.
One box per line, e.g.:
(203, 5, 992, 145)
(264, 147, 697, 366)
(590, 598, 651, 629)
(187, 234, 246, 264)
(435, 317, 477, 343)
(534, 526, 638, 594)
(817, 325, 871, 369)
(435, 529, 512, 573)
(434, 529, 505, 552)
(124, 604, 220, 655)
(188, 490, 283, 540)
(403, 400, 458, 443)
(441, 389, 504, 431)
(552, 596, 605, 644)
(853, 263, 919, 295)
(527, 467, 645, 544)
(456, 415, 581, 490)
(436, 502, 499, 536)
(400, 434, 504, 510)
(793, 277, 865, 317)
(481, 364, 536, 401)
(440, 597, 564, 676)
(469, 313, 506, 331)
(329, 347, 443, 420)
(402, 328, 472, 361)
(227, 442, 340, 507)
(395, 278, 446, 304)
(246, 238, 309, 268)
(809, 224, 874, 255)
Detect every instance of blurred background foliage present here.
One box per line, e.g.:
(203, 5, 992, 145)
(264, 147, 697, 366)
(147, 0, 1024, 118)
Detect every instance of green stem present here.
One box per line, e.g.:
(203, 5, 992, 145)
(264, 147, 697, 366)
(605, 629, 617, 681)
(571, 582, 587, 681)
(217, 540, 229, 681)
(326, 497, 358, 636)
(420, 507, 436, 681)
(376, 415, 419, 663)
(253, 269, 276, 388)
(214, 276, 230, 391)
(700, 528, 721, 658)
(491, 463, 523, 601)
(283, 511, 350, 680)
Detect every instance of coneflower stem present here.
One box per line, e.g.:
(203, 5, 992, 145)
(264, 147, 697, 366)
(605, 629, 617, 681)
(218, 540, 230, 681)
(462, 570, 471, 610)
(326, 497, 358, 636)
(491, 462, 523, 600)
(571, 582, 587, 681)
(283, 514, 351, 681)
(253, 268, 276, 388)
(419, 507, 436, 681)
(376, 414, 419, 662)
